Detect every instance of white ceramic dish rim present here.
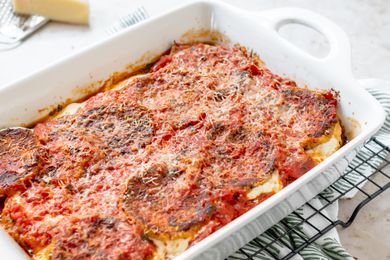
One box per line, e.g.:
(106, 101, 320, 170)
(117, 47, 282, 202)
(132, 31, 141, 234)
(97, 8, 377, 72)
(0, 1, 386, 259)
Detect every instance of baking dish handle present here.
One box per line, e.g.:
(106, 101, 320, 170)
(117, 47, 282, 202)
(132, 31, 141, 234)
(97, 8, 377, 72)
(257, 8, 352, 76)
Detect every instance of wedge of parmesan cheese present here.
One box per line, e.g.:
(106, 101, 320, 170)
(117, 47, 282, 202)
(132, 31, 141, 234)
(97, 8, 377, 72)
(12, 0, 89, 25)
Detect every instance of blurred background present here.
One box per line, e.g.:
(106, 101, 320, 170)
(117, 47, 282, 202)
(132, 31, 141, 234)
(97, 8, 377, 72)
(1, 0, 389, 86)
(0, 0, 389, 259)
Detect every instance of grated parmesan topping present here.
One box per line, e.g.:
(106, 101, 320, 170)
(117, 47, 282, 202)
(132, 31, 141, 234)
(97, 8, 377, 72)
(0, 43, 340, 260)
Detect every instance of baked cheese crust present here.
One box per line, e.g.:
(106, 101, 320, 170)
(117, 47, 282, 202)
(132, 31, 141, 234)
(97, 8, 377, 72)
(0, 43, 342, 260)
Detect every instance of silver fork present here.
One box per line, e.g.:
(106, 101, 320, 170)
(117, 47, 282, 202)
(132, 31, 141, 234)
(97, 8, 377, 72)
(106, 6, 149, 35)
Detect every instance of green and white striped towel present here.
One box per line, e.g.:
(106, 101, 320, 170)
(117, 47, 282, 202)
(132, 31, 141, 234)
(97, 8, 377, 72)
(229, 79, 390, 260)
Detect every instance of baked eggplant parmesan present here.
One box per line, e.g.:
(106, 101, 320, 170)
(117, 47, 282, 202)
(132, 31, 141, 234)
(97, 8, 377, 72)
(0, 43, 343, 259)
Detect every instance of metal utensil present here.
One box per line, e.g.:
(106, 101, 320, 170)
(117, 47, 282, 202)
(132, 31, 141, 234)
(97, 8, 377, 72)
(106, 6, 149, 35)
(0, 0, 48, 48)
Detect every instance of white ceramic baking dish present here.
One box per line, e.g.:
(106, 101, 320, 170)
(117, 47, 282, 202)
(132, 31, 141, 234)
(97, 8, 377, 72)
(0, 1, 385, 259)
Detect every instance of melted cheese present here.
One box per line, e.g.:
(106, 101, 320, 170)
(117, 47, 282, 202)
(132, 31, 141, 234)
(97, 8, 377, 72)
(110, 75, 143, 91)
(10, 133, 340, 259)
(35, 242, 54, 260)
(247, 170, 283, 200)
(151, 238, 190, 260)
(47, 73, 343, 260)
(55, 102, 86, 117)
(306, 122, 343, 163)
(14, 45, 343, 259)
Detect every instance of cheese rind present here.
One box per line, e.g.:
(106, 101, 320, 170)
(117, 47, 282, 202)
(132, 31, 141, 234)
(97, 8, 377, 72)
(12, 0, 89, 25)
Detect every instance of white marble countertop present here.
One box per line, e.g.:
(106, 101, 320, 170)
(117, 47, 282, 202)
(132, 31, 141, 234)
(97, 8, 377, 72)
(1, 0, 389, 258)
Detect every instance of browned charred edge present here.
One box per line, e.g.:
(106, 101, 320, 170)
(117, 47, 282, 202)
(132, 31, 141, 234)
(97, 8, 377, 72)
(339, 116, 349, 145)
(0, 197, 5, 213)
(0, 128, 43, 198)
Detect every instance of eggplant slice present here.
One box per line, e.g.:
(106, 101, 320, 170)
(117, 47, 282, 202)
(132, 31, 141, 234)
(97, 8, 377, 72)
(0, 128, 43, 197)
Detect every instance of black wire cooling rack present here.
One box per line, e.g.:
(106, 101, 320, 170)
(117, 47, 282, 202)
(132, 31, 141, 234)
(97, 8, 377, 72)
(232, 137, 390, 260)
